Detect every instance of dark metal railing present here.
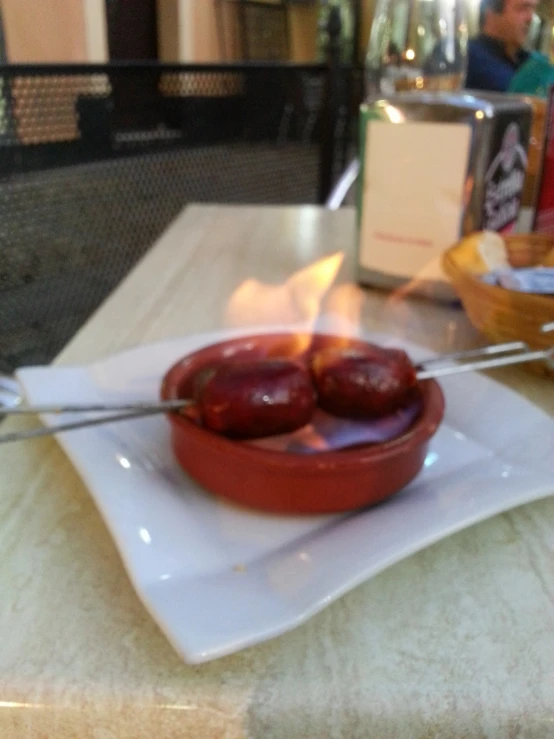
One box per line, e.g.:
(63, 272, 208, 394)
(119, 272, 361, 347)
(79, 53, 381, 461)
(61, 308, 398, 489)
(0, 8, 365, 370)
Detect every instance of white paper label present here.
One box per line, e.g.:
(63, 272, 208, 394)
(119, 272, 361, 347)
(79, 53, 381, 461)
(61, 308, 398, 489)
(359, 120, 472, 282)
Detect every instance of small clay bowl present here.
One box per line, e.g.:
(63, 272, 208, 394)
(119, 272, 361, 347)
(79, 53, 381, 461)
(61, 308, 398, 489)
(160, 333, 445, 515)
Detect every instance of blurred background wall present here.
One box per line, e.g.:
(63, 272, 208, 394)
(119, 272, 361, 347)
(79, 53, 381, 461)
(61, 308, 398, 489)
(0, 0, 552, 65)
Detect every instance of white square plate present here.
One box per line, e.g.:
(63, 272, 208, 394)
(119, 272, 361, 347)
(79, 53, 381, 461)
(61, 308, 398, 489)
(17, 327, 554, 663)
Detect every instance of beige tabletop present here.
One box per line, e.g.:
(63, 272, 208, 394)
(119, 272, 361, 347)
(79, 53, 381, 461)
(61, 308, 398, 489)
(1, 205, 553, 738)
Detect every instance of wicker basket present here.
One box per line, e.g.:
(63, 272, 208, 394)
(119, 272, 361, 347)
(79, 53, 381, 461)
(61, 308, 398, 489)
(443, 232, 554, 378)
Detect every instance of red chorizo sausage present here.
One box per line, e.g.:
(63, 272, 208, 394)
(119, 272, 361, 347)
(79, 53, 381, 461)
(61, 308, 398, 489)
(196, 359, 316, 438)
(311, 345, 418, 419)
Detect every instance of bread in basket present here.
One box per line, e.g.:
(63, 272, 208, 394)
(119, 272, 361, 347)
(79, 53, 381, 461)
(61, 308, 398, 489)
(443, 232, 554, 377)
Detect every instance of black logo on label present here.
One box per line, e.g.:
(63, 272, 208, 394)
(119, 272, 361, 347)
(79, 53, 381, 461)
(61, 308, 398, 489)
(483, 122, 528, 232)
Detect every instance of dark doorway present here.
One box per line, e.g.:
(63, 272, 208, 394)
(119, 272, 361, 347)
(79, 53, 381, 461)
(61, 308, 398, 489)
(105, 0, 158, 60)
(104, 0, 160, 129)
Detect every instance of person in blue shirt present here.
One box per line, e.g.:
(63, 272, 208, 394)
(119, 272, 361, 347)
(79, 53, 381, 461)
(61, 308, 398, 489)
(466, 0, 538, 92)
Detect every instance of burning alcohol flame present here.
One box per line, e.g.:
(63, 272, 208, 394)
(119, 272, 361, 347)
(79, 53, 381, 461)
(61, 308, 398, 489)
(225, 252, 355, 342)
(224, 248, 435, 353)
(221, 251, 425, 455)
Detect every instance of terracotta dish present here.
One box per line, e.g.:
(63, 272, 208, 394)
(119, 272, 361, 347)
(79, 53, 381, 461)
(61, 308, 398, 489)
(160, 333, 445, 515)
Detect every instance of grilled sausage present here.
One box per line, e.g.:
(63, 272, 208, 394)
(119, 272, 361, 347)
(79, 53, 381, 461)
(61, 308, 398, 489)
(196, 359, 316, 438)
(311, 345, 418, 419)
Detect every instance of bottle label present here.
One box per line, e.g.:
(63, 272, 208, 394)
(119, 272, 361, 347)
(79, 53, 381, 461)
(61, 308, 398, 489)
(482, 116, 529, 234)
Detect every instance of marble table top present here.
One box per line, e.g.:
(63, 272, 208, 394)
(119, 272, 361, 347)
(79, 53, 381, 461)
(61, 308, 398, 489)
(1, 205, 553, 738)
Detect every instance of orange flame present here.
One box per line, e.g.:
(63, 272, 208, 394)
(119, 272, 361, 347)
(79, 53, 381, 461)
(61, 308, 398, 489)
(225, 253, 352, 350)
(323, 282, 365, 340)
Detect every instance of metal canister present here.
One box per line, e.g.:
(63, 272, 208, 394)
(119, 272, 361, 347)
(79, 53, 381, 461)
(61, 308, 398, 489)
(356, 91, 532, 299)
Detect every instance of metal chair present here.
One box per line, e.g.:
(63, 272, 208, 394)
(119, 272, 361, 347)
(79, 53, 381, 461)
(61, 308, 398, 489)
(0, 61, 356, 372)
(0, 4, 363, 377)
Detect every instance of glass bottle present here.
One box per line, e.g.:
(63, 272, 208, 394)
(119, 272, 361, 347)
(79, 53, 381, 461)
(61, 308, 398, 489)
(365, 0, 470, 98)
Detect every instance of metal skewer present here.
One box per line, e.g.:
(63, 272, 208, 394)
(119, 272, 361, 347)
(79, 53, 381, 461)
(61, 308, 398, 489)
(415, 340, 528, 369)
(2, 398, 188, 416)
(0, 331, 552, 444)
(0, 406, 187, 444)
(416, 346, 553, 380)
